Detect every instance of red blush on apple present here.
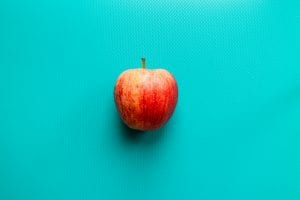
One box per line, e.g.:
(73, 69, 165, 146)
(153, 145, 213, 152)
(114, 58, 178, 131)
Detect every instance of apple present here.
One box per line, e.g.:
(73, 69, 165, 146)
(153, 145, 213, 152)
(114, 58, 178, 131)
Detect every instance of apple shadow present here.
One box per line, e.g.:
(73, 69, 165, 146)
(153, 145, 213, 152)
(117, 116, 169, 145)
(119, 120, 144, 140)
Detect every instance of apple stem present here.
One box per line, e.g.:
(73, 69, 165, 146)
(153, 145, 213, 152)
(141, 57, 146, 69)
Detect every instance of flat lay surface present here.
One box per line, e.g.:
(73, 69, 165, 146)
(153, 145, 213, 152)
(1, 0, 300, 199)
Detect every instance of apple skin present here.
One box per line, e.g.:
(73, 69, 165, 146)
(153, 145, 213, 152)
(114, 62, 178, 131)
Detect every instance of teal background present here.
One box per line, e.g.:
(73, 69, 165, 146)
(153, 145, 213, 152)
(1, 0, 300, 199)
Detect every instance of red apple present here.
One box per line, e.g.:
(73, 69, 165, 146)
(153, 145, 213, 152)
(114, 58, 178, 131)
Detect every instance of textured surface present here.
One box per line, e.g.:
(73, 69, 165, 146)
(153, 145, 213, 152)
(1, 0, 300, 199)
